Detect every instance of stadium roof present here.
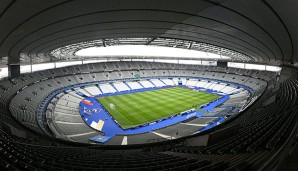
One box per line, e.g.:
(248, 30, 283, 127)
(0, 0, 297, 66)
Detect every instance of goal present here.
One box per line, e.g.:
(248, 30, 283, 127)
(109, 103, 115, 110)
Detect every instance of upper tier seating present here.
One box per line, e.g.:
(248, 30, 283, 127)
(169, 76, 298, 170)
(2, 62, 271, 138)
(0, 61, 292, 171)
(0, 75, 296, 171)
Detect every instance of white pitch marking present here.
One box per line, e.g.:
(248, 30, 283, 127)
(152, 132, 175, 140)
(180, 123, 207, 127)
(121, 136, 128, 145)
(68, 131, 96, 137)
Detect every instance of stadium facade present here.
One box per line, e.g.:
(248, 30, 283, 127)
(0, 0, 298, 170)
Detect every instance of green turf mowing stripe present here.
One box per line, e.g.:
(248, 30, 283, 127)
(98, 87, 220, 129)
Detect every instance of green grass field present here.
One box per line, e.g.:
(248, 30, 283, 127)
(98, 87, 220, 129)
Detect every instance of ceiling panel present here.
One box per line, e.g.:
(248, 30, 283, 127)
(222, 0, 291, 61)
(266, 0, 298, 63)
(0, 0, 297, 65)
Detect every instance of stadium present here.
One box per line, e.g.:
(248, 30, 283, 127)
(0, 0, 297, 170)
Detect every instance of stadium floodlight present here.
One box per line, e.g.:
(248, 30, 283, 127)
(75, 45, 230, 59)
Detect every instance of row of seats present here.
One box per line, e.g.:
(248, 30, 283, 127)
(168, 75, 298, 170)
(0, 61, 272, 97)
(0, 62, 288, 170)
(45, 76, 256, 144)
(7, 68, 268, 136)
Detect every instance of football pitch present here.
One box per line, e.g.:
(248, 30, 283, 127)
(98, 87, 220, 129)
